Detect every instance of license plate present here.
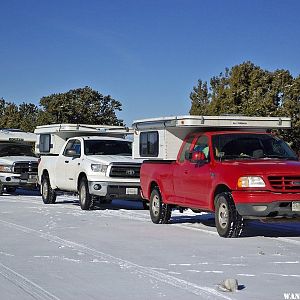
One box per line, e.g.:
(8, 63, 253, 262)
(292, 201, 300, 212)
(126, 188, 138, 195)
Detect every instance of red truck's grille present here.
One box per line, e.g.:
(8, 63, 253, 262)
(268, 176, 300, 192)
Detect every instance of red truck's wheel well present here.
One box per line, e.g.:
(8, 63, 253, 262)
(150, 181, 158, 191)
(213, 184, 231, 210)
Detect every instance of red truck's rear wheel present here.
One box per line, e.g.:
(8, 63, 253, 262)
(149, 188, 171, 224)
(215, 192, 243, 238)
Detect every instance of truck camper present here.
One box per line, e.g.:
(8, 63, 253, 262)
(133, 115, 300, 237)
(35, 124, 143, 210)
(0, 129, 38, 194)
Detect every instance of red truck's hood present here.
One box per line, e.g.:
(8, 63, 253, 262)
(222, 159, 300, 176)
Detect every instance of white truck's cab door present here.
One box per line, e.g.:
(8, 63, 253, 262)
(55, 139, 82, 191)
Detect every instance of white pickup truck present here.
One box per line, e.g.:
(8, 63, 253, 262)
(0, 129, 38, 194)
(36, 124, 142, 210)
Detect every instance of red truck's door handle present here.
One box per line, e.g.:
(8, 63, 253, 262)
(184, 170, 188, 174)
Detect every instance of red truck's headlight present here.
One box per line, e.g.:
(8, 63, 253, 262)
(237, 176, 266, 188)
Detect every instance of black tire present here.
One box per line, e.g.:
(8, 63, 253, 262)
(41, 175, 56, 204)
(6, 187, 16, 193)
(79, 178, 92, 210)
(215, 192, 244, 238)
(142, 200, 149, 210)
(149, 188, 171, 224)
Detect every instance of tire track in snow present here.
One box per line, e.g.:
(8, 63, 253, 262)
(0, 219, 234, 300)
(0, 262, 60, 300)
(2, 196, 300, 246)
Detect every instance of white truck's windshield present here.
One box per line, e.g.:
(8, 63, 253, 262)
(212, 133, 297, 160)
(0, 143, 36, 157)
(84, 140, 132, 156)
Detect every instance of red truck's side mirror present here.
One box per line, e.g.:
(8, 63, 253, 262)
(191, 151, 206, 163)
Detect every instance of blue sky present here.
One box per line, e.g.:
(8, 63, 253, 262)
(1, 0, 300, 126)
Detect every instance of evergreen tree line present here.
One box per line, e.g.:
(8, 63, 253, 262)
(190, 61, 300, 150)
(1, 61, 300, 150)
(0, 86, 123, 132)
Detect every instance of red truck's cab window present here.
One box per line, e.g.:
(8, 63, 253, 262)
(193, 135, 210, 160)
(178, 135, 195, 163)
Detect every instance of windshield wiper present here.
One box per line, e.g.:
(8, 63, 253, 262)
(262, 155, 298, 161)
(221, 154, 255, 160)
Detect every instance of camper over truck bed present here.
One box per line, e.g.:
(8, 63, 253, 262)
(133, 115, 300, 238)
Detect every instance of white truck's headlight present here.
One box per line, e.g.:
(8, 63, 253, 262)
(91, 164, 108, 173)
(238, 176, 266, 188)
(0, 165, 13, 173)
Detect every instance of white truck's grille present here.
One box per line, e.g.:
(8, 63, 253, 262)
(13, 161, 38, 174)
(109, 164, 141, 178)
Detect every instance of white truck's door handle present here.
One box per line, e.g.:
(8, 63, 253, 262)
(65, 160, 69, 163)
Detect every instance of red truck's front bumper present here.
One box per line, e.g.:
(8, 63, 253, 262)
(232, 191, 300, 218)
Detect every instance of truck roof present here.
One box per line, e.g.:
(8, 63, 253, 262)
(79, 136, 131, 142)
(34, 123, 132, 135)
(0, 129, 36, 143)
(132, 115, 291, 130)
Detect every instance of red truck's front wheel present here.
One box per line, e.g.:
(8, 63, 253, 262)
(215, 192, 244, 238)
(149, 188, 171, 224)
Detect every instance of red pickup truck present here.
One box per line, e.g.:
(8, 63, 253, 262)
(140, 129, 300, 237)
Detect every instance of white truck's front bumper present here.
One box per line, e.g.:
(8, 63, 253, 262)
(88, 180, 141, 200)
(0, 172, 38, 188)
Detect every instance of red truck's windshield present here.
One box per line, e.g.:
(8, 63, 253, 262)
(212, 133, 297, 161)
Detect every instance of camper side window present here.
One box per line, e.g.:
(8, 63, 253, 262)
(39, 134, 51, 153)
(140, 131, 159, 157)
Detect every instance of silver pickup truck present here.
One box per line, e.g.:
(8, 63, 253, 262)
(0, 129, 38, 194)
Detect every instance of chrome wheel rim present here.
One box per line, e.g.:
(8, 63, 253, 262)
(218, 202, 229, 229)
(151, 194, 160, 217)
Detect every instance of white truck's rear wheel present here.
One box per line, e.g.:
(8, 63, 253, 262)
(149, 188, 171, 224)
(41, 175, 56, 204)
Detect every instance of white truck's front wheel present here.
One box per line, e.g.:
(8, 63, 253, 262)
(79, 178, 93, 210)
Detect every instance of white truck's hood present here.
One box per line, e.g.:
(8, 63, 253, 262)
(86, 155, 143, 165)
(0, 156, 38, 165)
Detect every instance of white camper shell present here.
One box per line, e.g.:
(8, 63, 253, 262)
(132, 115, 291, 160)
(34, 124, 131, 155)
(0, 129, 38, 193)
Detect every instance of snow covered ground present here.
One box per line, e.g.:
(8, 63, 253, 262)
(0, 190, 300, 300)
